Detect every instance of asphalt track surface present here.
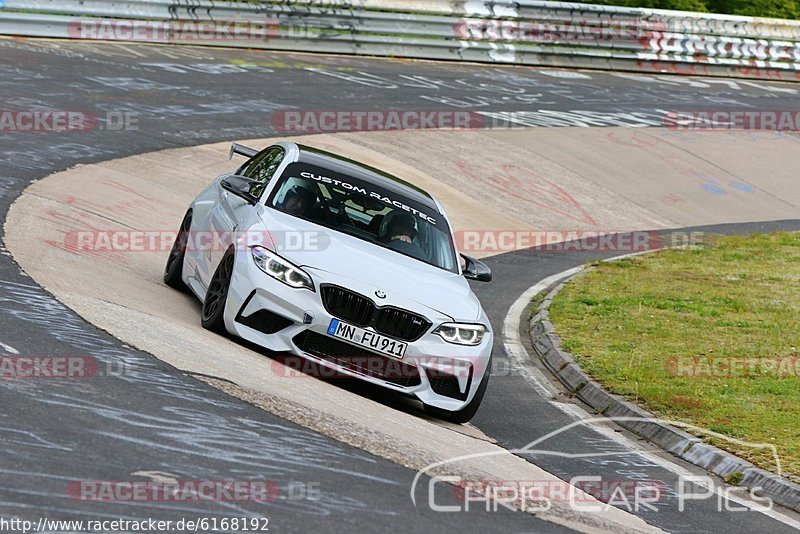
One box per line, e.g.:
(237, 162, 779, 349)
(1, 38, 800, 533)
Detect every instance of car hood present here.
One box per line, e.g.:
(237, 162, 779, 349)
(257, 208, 482, 322)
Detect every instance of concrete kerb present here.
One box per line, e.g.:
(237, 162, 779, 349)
(528, 268, 800, 511)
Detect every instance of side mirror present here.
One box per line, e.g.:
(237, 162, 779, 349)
(461, 253, 492, 282)
(221, 175, 259, 204)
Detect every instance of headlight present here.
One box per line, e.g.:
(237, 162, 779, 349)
(251, 246, 314, 291)
(434, 323, 486, 346)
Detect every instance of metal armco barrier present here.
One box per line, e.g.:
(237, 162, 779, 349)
(2, 0, 800, 81)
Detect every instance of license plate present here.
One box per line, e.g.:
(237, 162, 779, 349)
(327, 318, 407, 359)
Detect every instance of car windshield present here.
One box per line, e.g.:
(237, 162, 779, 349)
(266, 162, 458, 273)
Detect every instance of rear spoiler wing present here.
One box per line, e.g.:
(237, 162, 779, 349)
(228, 142, 258, 160)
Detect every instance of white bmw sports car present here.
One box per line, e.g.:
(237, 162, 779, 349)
(165, 142, 494, 423)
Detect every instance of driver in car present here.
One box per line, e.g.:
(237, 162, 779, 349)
(381, 211, 428, 261)
(280, 185, 317, 218)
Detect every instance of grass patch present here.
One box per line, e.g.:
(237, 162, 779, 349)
(724, 471, 744, 485)
(547, 232, 800, 482)
(529, 291, 549, 318)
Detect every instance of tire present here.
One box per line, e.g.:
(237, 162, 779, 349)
(424, 356, 491, 424)
(164, 210, 192, 290)
(201, 248, 234, 334)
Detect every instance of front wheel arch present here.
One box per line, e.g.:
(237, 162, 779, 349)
(201, 246, 235, 334)
(164, 209, 192, 290)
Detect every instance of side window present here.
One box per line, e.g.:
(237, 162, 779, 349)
(242, 146, 284, 198)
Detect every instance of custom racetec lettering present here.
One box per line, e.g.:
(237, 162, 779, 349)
(299, 171, 369, 195)
(282, 163, 438, 225)
(365, 192, 434, 224)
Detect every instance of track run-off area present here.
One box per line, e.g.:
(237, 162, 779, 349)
(2, 37, 800, 533)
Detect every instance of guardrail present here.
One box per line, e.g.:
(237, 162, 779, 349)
(1, 0, 799, 81)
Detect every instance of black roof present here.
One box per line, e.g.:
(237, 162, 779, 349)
(294, 144, 439, 213)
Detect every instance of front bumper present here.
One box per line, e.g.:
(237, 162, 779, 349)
(223, 248, 492, 411)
